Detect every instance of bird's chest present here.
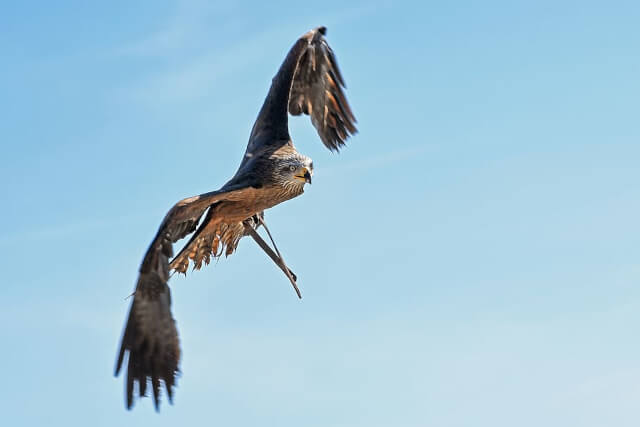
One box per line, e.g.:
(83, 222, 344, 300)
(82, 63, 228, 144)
(215, 185, 304, 222)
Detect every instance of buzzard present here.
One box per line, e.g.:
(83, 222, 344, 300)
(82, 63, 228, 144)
(115, 26, 356, 410)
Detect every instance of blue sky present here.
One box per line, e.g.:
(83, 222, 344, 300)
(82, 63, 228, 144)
(1, 0, 639, 425)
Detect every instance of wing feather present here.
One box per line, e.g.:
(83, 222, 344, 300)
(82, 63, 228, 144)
(170, 212, 263, 274)
(115, 185, 251, 410)
(244, 26, 357, 162)
(288, 28, 357, 151)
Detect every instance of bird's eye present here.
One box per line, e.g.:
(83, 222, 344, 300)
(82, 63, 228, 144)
(289, 165, 296, 172)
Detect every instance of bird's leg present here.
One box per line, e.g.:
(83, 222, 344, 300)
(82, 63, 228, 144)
(256, 217, 302, 296)
(257, 216, 287, 269)
(243, 219, 301, 299)
(245, 224, 297, 282)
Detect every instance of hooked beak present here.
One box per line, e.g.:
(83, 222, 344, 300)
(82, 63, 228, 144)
(295, 167, 312, 184)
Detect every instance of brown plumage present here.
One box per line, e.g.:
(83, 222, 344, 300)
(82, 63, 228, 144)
(115, 26, 356, 410)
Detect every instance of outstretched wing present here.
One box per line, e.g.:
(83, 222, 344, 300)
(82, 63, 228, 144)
(244, 27, 357, 162)
(115, 184, 254, 410)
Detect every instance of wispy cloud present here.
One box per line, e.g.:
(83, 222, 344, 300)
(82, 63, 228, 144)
(113, 0, 234, 57)
(0, 213, 146, 248)
(0, 218, 107, 247)
(319, 144, 432, 178)
(110, 1, 387, 106)
(119, 28, 281, 105)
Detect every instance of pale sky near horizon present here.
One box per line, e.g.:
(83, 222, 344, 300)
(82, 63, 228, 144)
(1, 1, 640, 426)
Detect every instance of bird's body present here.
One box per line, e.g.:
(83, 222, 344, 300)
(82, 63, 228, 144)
(170, 145, 312, 273)
(115, 26, 356, 410)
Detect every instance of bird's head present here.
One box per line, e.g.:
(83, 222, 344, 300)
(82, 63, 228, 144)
(276, 154, 313, 187)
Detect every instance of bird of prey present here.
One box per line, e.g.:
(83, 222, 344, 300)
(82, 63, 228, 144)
(115, 26, 356, 410)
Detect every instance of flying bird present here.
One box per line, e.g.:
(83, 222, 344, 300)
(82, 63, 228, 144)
(115, 26, 357, 410)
